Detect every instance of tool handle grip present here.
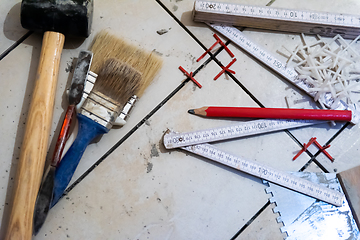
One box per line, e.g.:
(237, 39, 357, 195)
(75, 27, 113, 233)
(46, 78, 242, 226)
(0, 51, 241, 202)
(51, 114, 108, 206)
(5, 31, 65, 240)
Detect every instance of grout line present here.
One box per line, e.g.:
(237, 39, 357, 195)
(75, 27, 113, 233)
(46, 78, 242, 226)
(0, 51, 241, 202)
(213, 41, 266, 108)
(196, 37, 266, 107)
(266, 0, 277, 6)
(324, 122, 350, 146)
(312, 158, 330, 173)
(0, 31, 33, 61)
(284, 129, 316, 165)
(299, 146, 330, 173)
(311, 122, 350, 172)
(299, 122, 350, 173)
(155, 0, 208, 51)
(230, 201, 271, 239)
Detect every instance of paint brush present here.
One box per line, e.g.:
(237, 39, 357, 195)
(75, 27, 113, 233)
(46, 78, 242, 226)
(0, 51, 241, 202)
(51, 31, 163, 207)
(51, 59, 142, 206)
(32, 50, 92, 235)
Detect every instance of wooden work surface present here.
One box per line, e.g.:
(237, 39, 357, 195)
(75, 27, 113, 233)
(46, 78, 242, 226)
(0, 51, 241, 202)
(1, 0, 360, 239)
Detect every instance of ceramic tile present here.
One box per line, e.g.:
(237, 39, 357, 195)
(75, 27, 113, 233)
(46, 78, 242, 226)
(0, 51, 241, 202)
(315, 123, 360, 173)
(158, 0, 272, 53)
(0, 0, 29, 53)
(2, 0, 360, 239)
(234, 203, 286, 240)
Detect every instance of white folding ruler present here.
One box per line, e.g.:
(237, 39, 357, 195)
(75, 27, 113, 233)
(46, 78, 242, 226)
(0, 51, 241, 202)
(164, 127, 344, 206)
(163, 118, 324, 149)
(193, 0, 360, 39)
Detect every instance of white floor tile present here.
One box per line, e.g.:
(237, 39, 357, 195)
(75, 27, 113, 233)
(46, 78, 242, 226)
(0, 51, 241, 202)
(2, 0, 360, 239)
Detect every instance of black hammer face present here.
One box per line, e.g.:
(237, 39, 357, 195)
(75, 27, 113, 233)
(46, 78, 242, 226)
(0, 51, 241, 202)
(20, 0, 93, 38)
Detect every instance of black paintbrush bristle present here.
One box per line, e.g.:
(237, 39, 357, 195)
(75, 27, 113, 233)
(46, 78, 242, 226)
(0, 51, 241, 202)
(92, 58, 142, 107)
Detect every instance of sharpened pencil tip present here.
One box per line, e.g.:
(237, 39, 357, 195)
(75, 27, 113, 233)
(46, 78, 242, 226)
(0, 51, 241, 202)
(188, 109, 195, 115)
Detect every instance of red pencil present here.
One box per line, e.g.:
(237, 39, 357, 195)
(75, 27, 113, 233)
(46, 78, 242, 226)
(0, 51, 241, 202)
(188, 106, 352, 121)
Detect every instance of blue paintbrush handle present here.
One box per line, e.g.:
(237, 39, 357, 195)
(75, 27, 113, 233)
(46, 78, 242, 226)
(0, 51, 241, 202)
(51, 114, 108, 206)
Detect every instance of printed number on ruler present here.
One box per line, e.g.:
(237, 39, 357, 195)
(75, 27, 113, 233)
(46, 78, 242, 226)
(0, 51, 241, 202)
(195, 1, 360, 25)
(182, 142, 344, 206)
(164, 118, 323, 149)
(194, 1, 360, 38)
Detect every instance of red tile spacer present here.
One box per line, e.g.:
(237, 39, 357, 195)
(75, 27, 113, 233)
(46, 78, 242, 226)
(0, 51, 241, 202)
(179, 66, 202, 88)
(197, 38, 221, 62)
(293, 137, 334, 162)
(293, 137, 317, 161)
(313, 140, 334, 162)
(197, 34, 234, 62)
(213, 34, 234, 58)
(292, 144, 307, 161)
(214, 58, 237, 80)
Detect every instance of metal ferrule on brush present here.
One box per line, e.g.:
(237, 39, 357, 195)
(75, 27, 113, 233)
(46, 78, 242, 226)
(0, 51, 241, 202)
(79, 90, 122, 129)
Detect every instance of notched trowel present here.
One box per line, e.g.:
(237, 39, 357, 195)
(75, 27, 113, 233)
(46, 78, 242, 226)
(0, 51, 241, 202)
(266, 171, 360, 239)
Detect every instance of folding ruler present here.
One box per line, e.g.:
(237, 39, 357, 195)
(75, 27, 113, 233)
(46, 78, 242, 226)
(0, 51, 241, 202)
(193, 0, 360, 39)
(163, 124, 344, 206)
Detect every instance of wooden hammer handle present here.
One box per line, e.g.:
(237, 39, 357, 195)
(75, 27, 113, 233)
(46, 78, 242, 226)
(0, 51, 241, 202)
(5, 31, 65, 240)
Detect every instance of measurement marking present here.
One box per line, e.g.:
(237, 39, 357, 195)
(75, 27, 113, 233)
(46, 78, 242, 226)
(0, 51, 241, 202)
(193, 1, 360, 39)
(164, 119, 324, 149)
(181, 142, 344, 206)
